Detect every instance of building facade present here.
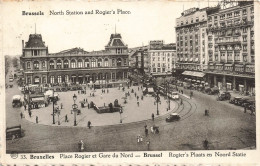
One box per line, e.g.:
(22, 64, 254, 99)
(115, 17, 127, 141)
(175, 7, 209, 79)
(20, 33, 129, 85)
(206, 1, 255, 93)
(148, 41, 176, 76)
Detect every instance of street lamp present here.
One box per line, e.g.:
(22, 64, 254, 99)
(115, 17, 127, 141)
(154, 89, 160, 115)
(167, 82, 170, 110)
(72, 94, 78, 126)
(52, 89, 55, 124)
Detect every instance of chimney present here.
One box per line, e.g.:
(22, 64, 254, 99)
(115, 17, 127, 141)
(22, 40, 24, 49)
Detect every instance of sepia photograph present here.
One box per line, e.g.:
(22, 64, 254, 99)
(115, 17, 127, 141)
(2, 0, 256, 156)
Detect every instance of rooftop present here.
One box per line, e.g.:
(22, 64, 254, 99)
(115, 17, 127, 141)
(106, 33, 127, 47)
(25, 34, 46, 48)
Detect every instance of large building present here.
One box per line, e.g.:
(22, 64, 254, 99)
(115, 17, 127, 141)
(20, 33, 129, 85)
(175, 7, 209, 80)
(205, 1, 255, 93)
(174, 0, 255, 94)
(148, 41, 176, 77)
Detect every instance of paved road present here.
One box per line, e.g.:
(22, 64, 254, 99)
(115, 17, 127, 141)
(5, 68, 256, 152)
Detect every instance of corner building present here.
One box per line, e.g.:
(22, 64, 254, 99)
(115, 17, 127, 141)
(20, 33, 129, 85)
(206, 1, 255, 93)
(175, 7, 208, 80)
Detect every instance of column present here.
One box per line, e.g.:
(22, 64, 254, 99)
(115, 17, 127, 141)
(225, 50, 228, 63)
(222, 75, 226, 91)
(123, 72, 125, 80)
(232, 76, 236, 91)
(115, 72, 117, 81)
(214, 75, 217, 87)
(232, 50, 235, 63)
(31, 75, 33, 84)
(244, 79, 247, 92)
(111, 72, 113, 81)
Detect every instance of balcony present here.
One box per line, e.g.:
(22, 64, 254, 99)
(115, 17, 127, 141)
(216, 39, 241, 45)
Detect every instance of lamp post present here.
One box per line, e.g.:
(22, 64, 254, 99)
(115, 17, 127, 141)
(167, 82, 170, 110)
(155, 89, 160, 115)
(52, 89, 55, 124)
(72, 94, 78, 126)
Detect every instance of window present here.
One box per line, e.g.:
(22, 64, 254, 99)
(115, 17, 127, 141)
(157, 63, 160, 67)
(153, 68, 156, 72)
(243, 36, 247, 42)
(104, 58, 109, 67)
(158, 57, 160, 61)
(220, 14, 225, 20)
(33, 61, 39, 69)
(235, 53, 240, 61)
(65, 75, 69, 83)
(162, 68, 165, 72)
(78, 59, 83, 68)
(49, 60, 54, 69)
(85, 59, 90, 67)
(234, 11, 240, 17)
(97, 59, 102, 67)
(243, 9, 247, 15)
(27, 77, 31, 84)
(157, 68, 161, 72)
(50, 76, 55, 84)
(27, 62, 31, 69)
(163, 57, 165, 61)
(243, 45, 247, 51)
(64, 60, 69, 68)
(57, 60, 62, 69)
(71, 59, 76, 68)
(227, 53, 232, 61)
(117, 58, 122, 66)
(243, 28, 247, 33)
(58, 76, 62, 83)
(116, 49, 122, 54)
(191, 18, 193, 23)
(42, 77, 46, 83)
(124, 58, 127, 66)
(196, 17, 199, 22)
(250, 7, 254, 13)
(91, 59, 96, 67)
(227, 13, 232, 18)
(208, 16, 212, 22)
(42, 61, 46, 68)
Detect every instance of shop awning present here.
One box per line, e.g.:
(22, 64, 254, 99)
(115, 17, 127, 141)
(182, 71, 205, 78)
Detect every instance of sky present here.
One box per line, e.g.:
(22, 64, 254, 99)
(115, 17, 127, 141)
(1, 0, 219, 56)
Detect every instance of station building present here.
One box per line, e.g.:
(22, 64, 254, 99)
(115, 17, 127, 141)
(20, 33, 129, 85)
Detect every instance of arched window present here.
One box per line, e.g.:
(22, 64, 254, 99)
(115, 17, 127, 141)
(85, 59, 90, 67)
(57, 76, 62, 83)
(57, 59, 62, 69)
(50, 60, 54, 69)
(117, 58, 122, 66)
(42, 61, 46, 68)
(78, 59, 83, 68)
(64, 60, 69, 68)
(33, 61, 39, 69)
(91, 59, 96, 67)
(104, 58, 109, 67)
(123, 58, 127, 66)
(50, 76, 55, 83)
(27, 62, 31, 69)
(97, 59, 102, 67)
(71, 59, 76, 68)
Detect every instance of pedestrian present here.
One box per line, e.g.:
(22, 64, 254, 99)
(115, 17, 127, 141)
(65, 114, 68, 122)
(138, 87, 140, 91)
(88, 121, 91, 129)
(152, 113, 154, 121)
(24, 104, 26, 110)
(203, 139, 209, 150)
(137, 135, 140, 143)
(88, 103, 90, 109)
(107, 89, 109, 93)
(137, 101, 139, 106)
(145, 128, 148, 137)
(144, 123, 147, 129)
(244, 107, 247, 113)
(29, 111, 32, 118)
(180, 99, 183, 105)
(147, 139, 150, 150)
(36, 116, 38, 123)
(78, 140, 84, 152)
(137, 96, 139, 101)
(90, 93, 91, 97)
(135, 92, 137, 97)
(20, 112, 23, 119)
(78, 90, 80, 94)
(60, 103, 63, 109)
(86, 98, 88, 103)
